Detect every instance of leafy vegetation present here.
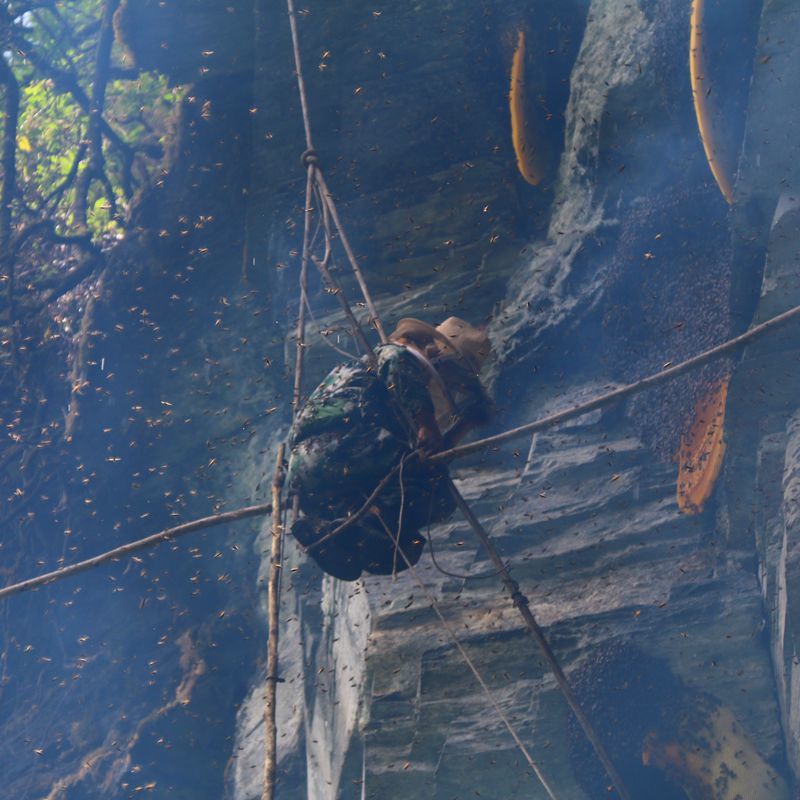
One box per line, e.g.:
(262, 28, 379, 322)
(7, 1, 180, 239)
(0, 0, 180, 527)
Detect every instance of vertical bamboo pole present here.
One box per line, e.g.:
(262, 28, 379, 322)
(262, 444, 286, 800)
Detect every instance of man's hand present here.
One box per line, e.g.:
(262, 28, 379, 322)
(416, 424, 443, 458)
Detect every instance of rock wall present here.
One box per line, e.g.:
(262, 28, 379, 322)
(9, 0, 800, 798)
(724, 0, 800, 777)
(226, 0, 799, 798)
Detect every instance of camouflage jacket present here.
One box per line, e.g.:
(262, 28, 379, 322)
(289, 343, 433, 449)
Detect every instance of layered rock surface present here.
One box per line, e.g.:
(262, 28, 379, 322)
(228, 0, 799, 798)
(7, 0, 800, 799)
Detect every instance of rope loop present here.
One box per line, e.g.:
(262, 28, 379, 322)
(301, 148, 319, 168)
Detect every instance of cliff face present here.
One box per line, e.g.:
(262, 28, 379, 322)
(6, 0, 800, 799)
(228, 0, 798, 798)
(725, 0, 800, 779)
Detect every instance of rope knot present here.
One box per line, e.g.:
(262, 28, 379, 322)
(301, 148, 319, 167)
(508, 580, 529, 608)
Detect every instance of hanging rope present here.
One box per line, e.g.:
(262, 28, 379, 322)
(313, 168, 387, 343)
(292, 168, 314, 414)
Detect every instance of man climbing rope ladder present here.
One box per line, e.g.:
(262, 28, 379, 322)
(287, 316, 493, 580)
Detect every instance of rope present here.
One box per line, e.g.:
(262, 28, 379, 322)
(312, 250, 375, 360)
(313, 170, 387, 343)
(0, 503, 272, 601)
(292, 166, 314, 414)
(374, 513, 559, 800)
(286, 0, 313, 151)
(303, 459, 406, 554)
(425, 532, 506, 581)
(392, 451, 409, 579)
(285, 0, 387, 344)
(300, 293, 359, 361)
(305, 179, 375, 361)
(433, 301, 800, 464)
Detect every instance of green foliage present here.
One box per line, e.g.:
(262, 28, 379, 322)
(10, 1, 183, 238)
(18, 79, 83, 203)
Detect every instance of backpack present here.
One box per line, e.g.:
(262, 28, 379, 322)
(290, 358, 407, 447)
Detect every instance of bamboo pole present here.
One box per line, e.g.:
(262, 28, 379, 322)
(433, 301, 800, 464)
(262, 444, 286, 800)
(0, 503, 272, 601)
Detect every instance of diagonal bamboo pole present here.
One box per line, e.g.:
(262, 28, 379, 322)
(447, 477, 632, 800)
(0, 503, 272, 601)
(433, 301, 800, 464)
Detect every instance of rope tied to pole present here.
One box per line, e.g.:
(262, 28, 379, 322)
(300, 148, 319, 167)
(507, 580, 529, 609)
(7, 296, 799, 601)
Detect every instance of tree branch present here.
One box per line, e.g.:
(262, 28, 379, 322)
(10, 17, 136, 200)
(0, 51, 21, 367)
(41, 253, 103, 304)
(73, 0, 123, 231)
(44, 141, 87, 210)
(11, 218, 94, 255)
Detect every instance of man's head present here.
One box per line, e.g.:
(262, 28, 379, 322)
(389, 317, 491, 373)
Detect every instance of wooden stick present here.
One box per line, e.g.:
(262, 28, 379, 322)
(262, 445, 286, 800)
(447, 478, 633, 800)
(433, 302, 800, 464)
(0, 503, 272, 601)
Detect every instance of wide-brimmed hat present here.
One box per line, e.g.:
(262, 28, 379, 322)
(389, 316, 491, 373)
